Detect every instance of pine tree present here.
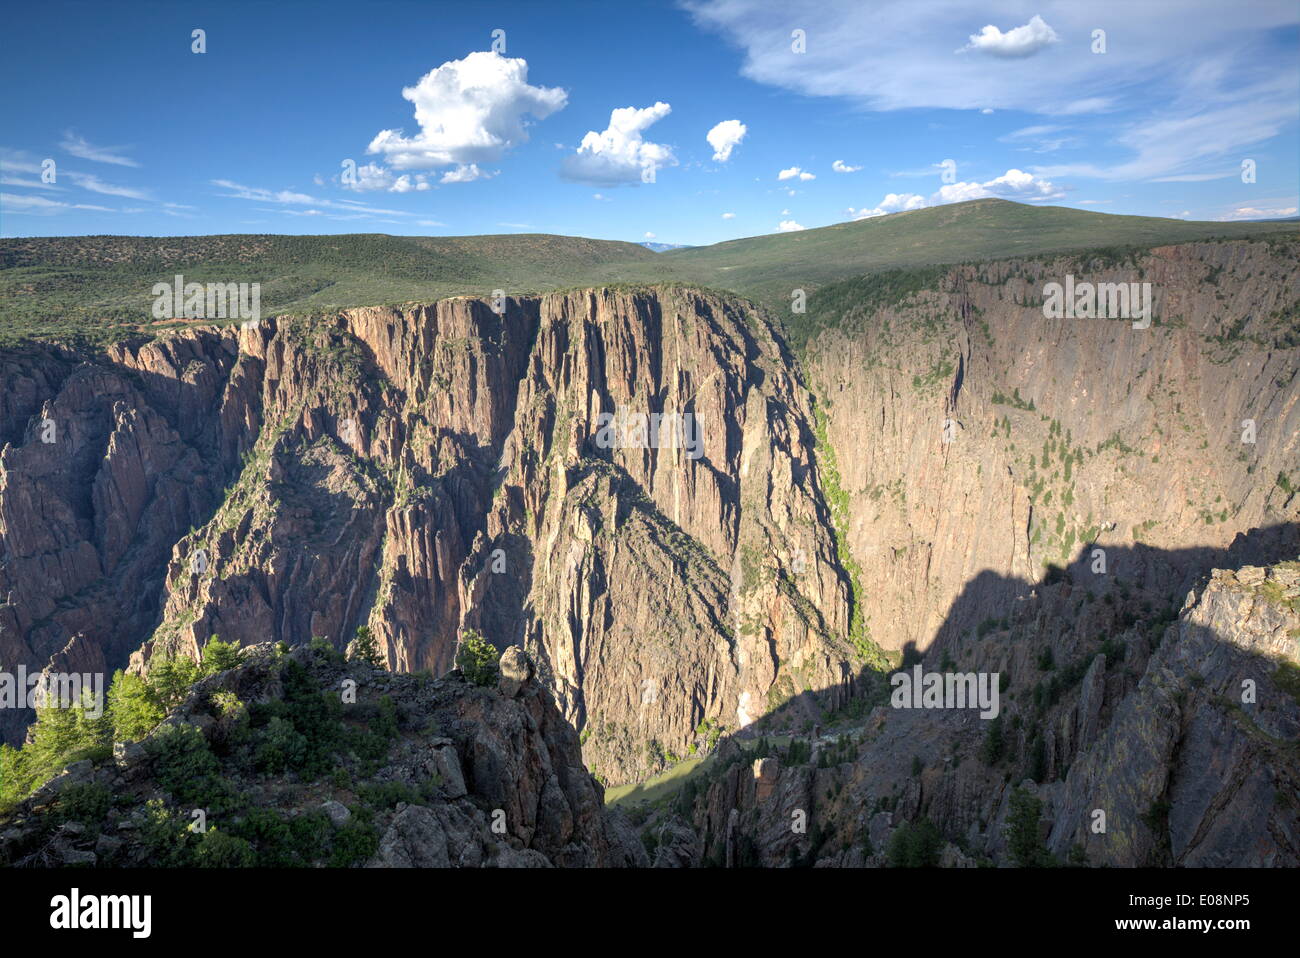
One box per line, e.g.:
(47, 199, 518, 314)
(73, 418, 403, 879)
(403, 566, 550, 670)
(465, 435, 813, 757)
(1007, 786, 1053, 867)
(980, 713, 1004, 765)
(349, 626, 385, 669)
(108, 669, 164, 743)
(201, 637, 242, 675)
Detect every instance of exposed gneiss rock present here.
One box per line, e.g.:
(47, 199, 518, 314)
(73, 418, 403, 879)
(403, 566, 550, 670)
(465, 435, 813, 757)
(1, 287, 875, 786)
(806, 241, 1299, 657)
(661, 558, 1299, 868)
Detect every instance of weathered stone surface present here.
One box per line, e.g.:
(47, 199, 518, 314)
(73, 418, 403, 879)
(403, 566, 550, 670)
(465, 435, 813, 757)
(806, 243, 1300, 656)
(498, 645, 532, 698)
(321, 800, 351, 827)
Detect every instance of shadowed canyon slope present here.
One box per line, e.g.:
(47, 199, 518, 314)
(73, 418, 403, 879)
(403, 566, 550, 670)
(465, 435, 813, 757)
(664, 543, 1300, 868)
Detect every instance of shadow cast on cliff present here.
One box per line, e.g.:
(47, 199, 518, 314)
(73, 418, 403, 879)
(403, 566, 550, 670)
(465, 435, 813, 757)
(633, 520, 1299, 869)
(732, 521, 1297, 738)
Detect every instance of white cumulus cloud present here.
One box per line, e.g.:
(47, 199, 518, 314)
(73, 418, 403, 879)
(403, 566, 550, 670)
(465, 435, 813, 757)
(778, 166, 815, 181)
(831, 160, 861, 173)
(960, 15, 1060, 58)
(366, 51, 565, 174)
(344, 164, 433, 192)
(706, 119, 747, 162)
(561, 102, 676, 185)
(850, 169, 1062, 219)
(440, 164, 494, 184)
(777, 219, 805, 231)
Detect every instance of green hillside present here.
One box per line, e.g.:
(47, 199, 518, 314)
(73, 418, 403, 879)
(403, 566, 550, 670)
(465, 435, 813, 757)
(659, 198, 1300, 310)
(2, 199, 1297, 348)
(0, 232, 660, 347)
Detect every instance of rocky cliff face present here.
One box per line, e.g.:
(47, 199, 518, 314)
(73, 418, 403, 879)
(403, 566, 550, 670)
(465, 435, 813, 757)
(662, 555, 1300, 868)
(0, 288, 873, 786)
(0, 341, 236, 743)
(806, 240, 1299, 656)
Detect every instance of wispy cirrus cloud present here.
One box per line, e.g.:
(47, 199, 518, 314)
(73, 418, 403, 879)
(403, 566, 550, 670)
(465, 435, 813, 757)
(1000, 124, 1080, 154)
(212, 178, 416, 218)
(0, 148, 60, 189)
(1216, 202, 1298, 221)
(1030, 78, 1298, 181)
(60, 131, 140, 167)
(1, 192, 115, 214)
(684, 0, 1298, 183)
(63, 171, 152, 200)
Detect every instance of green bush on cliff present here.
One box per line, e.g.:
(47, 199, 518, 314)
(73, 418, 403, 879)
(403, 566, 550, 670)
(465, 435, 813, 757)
(201, 638, 243, 674)
(194, 827, 257, 868)
(456, 629, 499, 687)
(138, 799, 196, 867)
(247, 658, 346, 779)
(329, 807, 380, 867)
(146, 722, 235, 811)
(255, 716, 309, 774)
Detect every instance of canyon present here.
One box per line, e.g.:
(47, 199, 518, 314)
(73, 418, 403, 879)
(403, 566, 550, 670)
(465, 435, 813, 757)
(1, 223, 1297, 866)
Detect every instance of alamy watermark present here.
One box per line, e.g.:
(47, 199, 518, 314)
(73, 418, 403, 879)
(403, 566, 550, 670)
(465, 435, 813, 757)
(152, 274, 260, 322)
(1042, 275, 1152, 329)
(0, 667, 104, 718)
(890, 664, 1000, 719)
(593, 404, 703, 460)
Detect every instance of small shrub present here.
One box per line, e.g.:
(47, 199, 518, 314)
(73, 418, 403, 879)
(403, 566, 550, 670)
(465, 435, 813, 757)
(456, 629, 499, 686)
(52, 781, 112, 826)
(194, 828, 257, 867)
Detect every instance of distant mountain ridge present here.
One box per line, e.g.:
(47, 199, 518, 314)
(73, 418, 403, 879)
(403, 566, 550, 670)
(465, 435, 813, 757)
(638, 241, 693, 252)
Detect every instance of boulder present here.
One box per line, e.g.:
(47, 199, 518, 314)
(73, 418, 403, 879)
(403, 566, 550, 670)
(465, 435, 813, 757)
(498, 646, 533, 698)
(321, 800, 351, 827)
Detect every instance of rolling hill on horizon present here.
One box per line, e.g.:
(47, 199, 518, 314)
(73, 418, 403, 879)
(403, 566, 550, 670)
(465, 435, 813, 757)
(2, 199, 1298, 347)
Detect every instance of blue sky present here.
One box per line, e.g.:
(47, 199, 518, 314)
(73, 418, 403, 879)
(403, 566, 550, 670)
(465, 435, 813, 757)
(2, 0, 1297, 244)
